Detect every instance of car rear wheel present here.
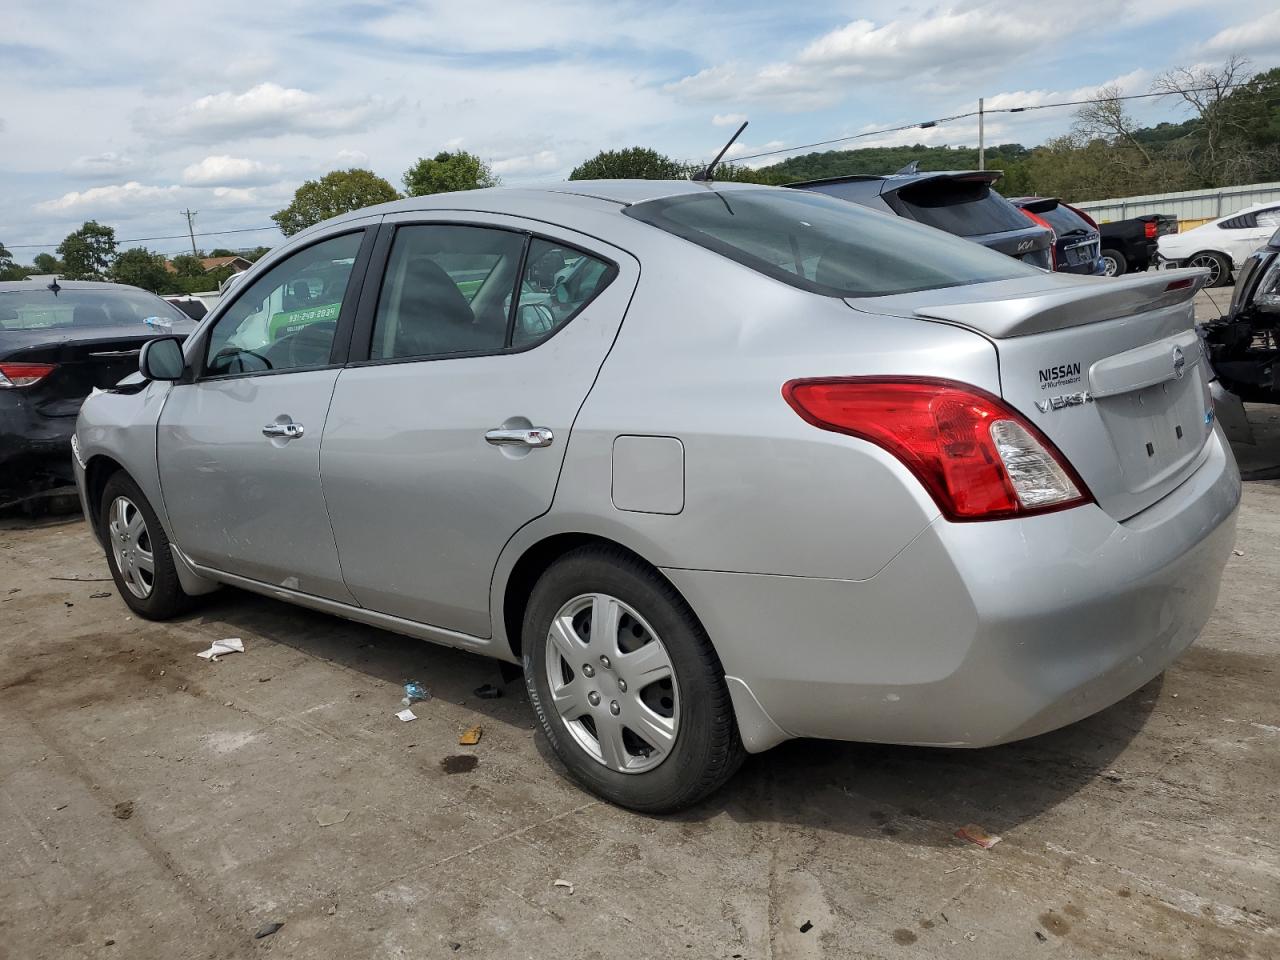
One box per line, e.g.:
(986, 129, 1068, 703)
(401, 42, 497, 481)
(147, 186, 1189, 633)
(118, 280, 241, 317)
(1100, 248, 1126, 277)
(99, 472, 192, 620)
(1188, 251, 1231, 287)
(523, 546, 744, 813)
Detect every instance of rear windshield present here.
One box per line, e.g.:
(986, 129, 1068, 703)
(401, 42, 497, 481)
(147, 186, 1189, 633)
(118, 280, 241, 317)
(1039, 204, 1094, 237)
(894, 179, 1030, 237)
(0, 287, 188, 332)
(624, 189, 1037, 298)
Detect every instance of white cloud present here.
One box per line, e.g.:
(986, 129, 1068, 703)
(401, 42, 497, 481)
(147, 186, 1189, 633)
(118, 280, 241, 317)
(334, 148, 371, 167)
(36, 181, 182, 214)
(491, 150, 560, 176)
(141, 82, 398, 143)
(68, 151, 142, 178)
(1202, 9, 1280, 56)
(182, 155, 283, 186)
(712, 113, 747, 127)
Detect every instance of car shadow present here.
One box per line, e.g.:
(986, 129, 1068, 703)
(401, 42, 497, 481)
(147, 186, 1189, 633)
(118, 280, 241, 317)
(189, 584, 1159, 845)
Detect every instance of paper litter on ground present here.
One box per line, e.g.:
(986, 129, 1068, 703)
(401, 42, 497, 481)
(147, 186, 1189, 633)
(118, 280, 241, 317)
(196, 638, 244, 661)
(395, 708, 417, 722)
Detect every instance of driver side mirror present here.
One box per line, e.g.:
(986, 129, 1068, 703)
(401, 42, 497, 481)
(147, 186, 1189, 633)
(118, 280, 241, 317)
(139, 336, 187, 382)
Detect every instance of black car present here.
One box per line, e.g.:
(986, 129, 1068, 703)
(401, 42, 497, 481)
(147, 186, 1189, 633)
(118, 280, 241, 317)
(787, 167, 1053, 269)
(1201, 227, 1280, 405)
(1, 279, 196, 508)
(1008, 197, 1106, 275)
(1097, 214, 1178, 277)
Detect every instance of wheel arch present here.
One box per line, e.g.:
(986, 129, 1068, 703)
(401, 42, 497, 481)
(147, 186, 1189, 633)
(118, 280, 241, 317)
(83, 454, 127, 533)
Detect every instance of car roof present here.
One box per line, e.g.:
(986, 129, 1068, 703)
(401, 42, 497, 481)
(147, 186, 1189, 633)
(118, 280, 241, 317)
(0, 279, 155, 293)
(788, 170, 1003, 191)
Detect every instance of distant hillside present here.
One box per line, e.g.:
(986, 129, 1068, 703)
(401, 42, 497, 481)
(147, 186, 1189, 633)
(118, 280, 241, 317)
(753, 144, 1033, 183)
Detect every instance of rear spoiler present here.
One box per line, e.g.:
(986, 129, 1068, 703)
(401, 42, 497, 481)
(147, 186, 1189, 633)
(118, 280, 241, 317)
(913, 268, 1209, 339)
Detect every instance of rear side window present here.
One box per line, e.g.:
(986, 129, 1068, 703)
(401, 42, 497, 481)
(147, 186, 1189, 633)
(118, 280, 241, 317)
(893, 179, 1030, 237)
(625, 189, 1036, 298)
(512, 239, 615, 347)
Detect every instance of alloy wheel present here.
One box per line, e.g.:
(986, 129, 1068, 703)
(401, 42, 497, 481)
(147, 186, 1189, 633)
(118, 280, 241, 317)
(108, 496, 155, 599)
(1102, 254, 1120, 277)
(1188, 253, 1223, 286)
(544, 593, 680, 774)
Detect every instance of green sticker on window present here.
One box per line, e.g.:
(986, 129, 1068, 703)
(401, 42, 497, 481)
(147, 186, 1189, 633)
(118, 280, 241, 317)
(268, 301, 341, 341)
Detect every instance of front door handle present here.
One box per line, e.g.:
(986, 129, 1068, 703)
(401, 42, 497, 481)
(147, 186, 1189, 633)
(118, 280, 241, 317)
(485, 427, 553, 448)
(262, 422, 305, 439)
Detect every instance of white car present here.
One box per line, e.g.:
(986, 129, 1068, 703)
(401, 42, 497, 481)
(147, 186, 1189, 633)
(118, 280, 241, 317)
(1158, 200, 1280, 287)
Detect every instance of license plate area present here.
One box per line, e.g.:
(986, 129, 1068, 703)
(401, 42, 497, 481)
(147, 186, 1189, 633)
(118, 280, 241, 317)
(1094, 367, 1212, 495)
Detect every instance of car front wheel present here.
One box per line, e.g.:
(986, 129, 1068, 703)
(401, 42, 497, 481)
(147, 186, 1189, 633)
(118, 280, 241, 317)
(99, 472, 192, 620)
(523, 546, 744, 813)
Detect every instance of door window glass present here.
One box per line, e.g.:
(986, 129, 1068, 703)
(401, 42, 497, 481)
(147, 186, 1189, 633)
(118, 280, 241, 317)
(204, 232, 362, 376)
(370, 225, 524, 360)
(513, 239, 614, 346)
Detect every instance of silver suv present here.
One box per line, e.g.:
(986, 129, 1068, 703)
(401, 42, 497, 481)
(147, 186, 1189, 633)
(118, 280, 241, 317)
(74, 181, 1240, 812)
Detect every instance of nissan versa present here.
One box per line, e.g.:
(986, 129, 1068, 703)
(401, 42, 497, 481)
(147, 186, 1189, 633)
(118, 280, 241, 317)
(73, 181, 1241, 812)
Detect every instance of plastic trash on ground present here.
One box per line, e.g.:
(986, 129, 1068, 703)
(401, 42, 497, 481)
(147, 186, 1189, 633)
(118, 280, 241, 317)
(196, 638, 243, 661)
(402, 680, 430, 706)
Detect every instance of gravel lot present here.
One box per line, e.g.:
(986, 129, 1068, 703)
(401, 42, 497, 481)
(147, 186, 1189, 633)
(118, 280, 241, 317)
(2, 295, 1278, 959)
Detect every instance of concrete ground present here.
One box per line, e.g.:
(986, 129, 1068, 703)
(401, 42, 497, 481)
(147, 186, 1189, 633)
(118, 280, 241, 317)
(3, 421, 1279, 960)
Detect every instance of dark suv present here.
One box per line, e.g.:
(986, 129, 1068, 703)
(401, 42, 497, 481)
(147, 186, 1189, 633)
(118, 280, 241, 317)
(1009, 197, 1106, 275)
(787, 169, 1053, 270)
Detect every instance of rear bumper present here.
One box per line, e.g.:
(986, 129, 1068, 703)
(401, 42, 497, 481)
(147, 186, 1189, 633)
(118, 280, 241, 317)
(666, 427, 1240, 752)
(0, 393, 78, 498)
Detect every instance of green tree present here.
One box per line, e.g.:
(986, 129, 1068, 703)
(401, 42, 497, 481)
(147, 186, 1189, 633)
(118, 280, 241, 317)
(402, 150, 499, 196)
(110, 247, 170, 293)
(58, 221, 117, 279)
(0, 243, 28, 280)
(33, 252, 62, 273)
(271, 168, 400, 237)
(170, 254, 206, 278)
(569, 147, 686, 180)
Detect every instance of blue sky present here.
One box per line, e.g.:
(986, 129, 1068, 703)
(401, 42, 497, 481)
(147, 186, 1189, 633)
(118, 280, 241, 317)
(3, 0, 1278, 257)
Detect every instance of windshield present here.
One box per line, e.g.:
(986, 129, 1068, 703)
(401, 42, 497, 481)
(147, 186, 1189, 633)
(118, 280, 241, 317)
(893, 179, 1031, 237)
(624, 189, 1038, 297)
(0, 287, 188, 332)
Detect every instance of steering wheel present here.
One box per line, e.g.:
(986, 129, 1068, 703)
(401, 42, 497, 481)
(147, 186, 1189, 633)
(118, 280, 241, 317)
(285, 321, 337, 368)
(212, 346, 273, 373)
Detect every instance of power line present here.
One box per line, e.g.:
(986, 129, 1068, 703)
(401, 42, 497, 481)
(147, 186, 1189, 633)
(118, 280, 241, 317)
(179, 208, 199, 257)
(5, 224, 278, 251)
(731, 79, 1268, 163)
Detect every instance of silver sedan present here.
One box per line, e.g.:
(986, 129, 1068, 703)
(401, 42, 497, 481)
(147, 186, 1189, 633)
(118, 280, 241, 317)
(73, 181, 1240, 812)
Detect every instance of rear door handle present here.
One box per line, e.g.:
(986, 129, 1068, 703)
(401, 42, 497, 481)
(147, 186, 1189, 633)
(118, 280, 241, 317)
(485, 427, 553, 448)
(262, 422, 305, 439)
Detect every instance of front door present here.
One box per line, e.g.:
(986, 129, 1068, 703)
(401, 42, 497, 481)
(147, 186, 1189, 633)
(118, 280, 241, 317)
(159, 228, 374, 600)
(320, 217, 637, 636)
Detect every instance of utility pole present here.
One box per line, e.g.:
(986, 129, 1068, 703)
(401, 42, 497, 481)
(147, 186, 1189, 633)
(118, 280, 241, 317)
(978, 98, 985, 171)
(180, 209, 199, 257)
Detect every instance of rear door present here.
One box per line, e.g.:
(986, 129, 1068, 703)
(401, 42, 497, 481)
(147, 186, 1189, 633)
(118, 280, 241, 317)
(320, 213, 638, 637)
(158, 225, 376, 599)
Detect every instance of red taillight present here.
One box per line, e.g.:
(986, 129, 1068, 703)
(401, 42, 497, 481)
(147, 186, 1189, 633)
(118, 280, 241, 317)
(782, 377, 1092, 521)
(0, 362, 57, 388)
(1144, 221, 1158, 239)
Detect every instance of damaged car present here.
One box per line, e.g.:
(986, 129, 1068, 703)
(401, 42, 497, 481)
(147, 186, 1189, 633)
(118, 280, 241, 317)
(73, 182, 1240, 812)
(1, 279, 195, 511)
(1200, 227, 1280, 406)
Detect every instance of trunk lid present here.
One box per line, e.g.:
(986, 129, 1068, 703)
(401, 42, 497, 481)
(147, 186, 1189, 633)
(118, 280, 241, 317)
(847, 269, 1215, 521)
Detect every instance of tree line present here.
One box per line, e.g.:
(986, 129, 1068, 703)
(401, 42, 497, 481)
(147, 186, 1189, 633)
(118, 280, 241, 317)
(3, 55, 1273, 291)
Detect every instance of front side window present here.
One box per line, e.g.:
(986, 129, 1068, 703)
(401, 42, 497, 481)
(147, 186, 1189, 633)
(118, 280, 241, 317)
(204, 232, 362, 376)
(626, 188, 1036, 298)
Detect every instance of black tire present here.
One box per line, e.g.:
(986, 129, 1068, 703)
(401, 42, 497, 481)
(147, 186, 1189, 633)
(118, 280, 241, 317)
(1190, 250, 1232, 288)
(1100, 248, 1127, 277)
(99, 472, 192, 620)
(523, 546, 745, 813)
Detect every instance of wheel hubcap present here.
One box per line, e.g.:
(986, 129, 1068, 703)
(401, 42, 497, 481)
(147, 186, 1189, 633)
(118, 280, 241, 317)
(1190, 254, 1221, 285)
(1103, 256, 1118, 276)
(107, 496, 154, 599)
(544, 593, 680, 774)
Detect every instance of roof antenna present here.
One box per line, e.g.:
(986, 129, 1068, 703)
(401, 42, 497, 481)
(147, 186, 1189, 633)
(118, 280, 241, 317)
(47, 278, 61, 295)
(895, 160, 921, 175)
(691, 120, 748, 182)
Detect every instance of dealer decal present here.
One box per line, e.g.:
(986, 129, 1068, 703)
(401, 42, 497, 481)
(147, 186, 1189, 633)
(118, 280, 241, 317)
(1038, 361, 1082, 390)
